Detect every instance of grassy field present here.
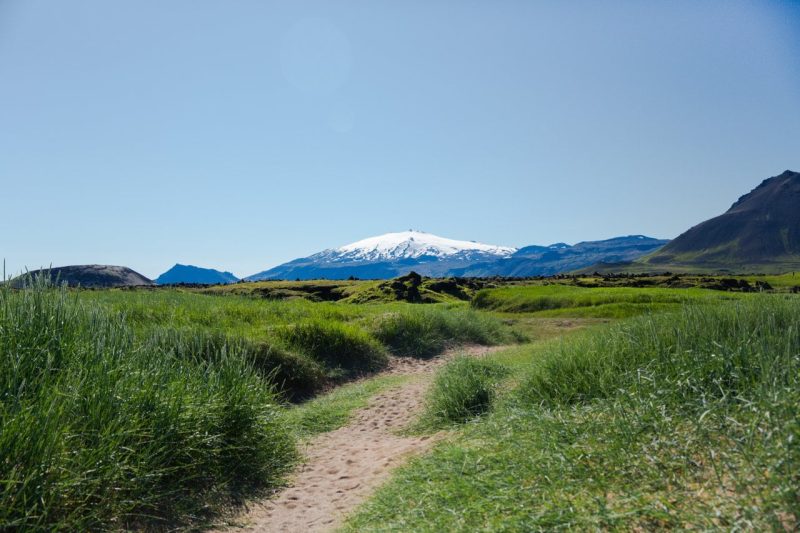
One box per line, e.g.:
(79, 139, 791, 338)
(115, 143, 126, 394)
(0, 279, 296, 530)
(194, 274, 495, 304)
(0, 278, 514, 530)
(345, 295, 800, 531)
(472, 283, 748, 318)
(83, 289, 518, 399)
(5, 275, 798, 530)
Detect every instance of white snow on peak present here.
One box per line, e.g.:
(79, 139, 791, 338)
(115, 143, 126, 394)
(334, 230, 516, 261)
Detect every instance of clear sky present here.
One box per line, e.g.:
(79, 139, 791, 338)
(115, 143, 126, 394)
(1, 1, 799, 279)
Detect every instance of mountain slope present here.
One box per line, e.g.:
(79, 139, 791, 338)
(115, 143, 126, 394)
(10, 265, 153, 288)
(455, 236, 668, 276)
(155, 264, 239, 285)
(246, 230, 516, 280)
(642, 170, 800, 271)
(246, 231, 666, 280)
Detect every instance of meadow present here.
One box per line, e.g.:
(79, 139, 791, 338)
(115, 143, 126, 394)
(83, 288, 518, 399)
(0, 277, 514, 530)
(2, 275, 797, 530)
(471, 283, 748, 316)
(346, 294, 800, 530)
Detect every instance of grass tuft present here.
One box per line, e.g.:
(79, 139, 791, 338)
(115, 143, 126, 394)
(422, 356, 509, 427)
(373, 307, 519, 357)
(274, 319, 388, 375)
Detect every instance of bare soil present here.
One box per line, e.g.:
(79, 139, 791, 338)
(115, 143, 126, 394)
(215, 345, 499, 533)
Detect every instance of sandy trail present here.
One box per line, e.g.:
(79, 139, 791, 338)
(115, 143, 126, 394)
(217, 345, 498, 533)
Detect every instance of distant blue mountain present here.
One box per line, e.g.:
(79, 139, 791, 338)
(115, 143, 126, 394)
(245, 232, 669, 280)
(155, 264, 239, 285)
(454, 235, 669, 277)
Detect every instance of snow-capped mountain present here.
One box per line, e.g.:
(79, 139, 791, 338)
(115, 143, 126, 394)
(246, 230, 516, 280)
(244, 231, 668, 281)
(323, 230, 514, 261)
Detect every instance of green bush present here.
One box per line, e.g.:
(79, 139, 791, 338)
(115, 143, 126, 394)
(274, 319, 388, 374)
(424, 356, 509, 425)
(0, 278, 296, 530)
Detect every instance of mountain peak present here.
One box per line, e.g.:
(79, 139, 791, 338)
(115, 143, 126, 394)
(645, 170, 800, 269)
(155, 264, 239, 285)
(334, 230, 516, 261)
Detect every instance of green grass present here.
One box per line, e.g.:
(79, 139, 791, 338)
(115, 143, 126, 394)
(274, 319, 388, 374)
(0, 281, 518, 529)
(373, 306, 523, 357)
(420, 356, 509, 428)
(345, 296, 800, 531)
(84, 290, 515, 398)
(196, 277, 492, 304)
(472, 284, 744, 318)
(0, 278, 295, 530)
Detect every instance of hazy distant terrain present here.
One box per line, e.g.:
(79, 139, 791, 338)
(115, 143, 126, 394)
(155, 264, 239, 285)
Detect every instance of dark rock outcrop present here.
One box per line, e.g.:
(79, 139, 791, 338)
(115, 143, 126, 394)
(11, 265, 153, 288)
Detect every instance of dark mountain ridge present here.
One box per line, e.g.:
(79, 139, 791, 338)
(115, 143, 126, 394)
(643, 170, 800, 270)
(456, 235, 669, 277)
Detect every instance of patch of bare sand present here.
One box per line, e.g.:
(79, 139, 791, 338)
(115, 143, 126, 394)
(215, 345, 500, 533)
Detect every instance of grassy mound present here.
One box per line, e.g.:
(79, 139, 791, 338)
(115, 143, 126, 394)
(373, 307, 518, 357)
(274, 319, 388, 375)
(147, 327, 326, 400)
(0, 280, 295, 530)
(86, 291, 517, 397)
(423, 356, 508, 426)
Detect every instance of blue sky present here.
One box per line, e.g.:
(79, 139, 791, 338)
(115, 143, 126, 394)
(1, 1, 799, 279)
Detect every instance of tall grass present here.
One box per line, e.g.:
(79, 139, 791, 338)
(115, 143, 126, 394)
(345, 296, 800, 530)
(274, 319, 388, 375)
(372, 307, 519, 357)
(422, 356, 508, 427)
(0, 278, 295, 530)
(472, 284, 740, 314)
(511, 296, 800, 526)
(520, 296, 799, 407)
(85, 291, 516, 395)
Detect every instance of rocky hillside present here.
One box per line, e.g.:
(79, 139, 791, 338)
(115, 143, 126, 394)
(642, 170, 800, 272)
(10, 265, 154, 288)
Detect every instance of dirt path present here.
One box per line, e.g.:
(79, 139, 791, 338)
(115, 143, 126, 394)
(217, 345, 499, 533)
